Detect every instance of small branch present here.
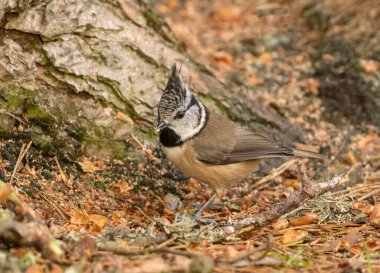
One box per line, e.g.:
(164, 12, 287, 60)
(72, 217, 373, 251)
(9, 141, 32, 184)
(130, 134, 161, 163)
(224, 162, 347, 233)
(250, 158, 299, 191)
(97, 241, 198, 259)
(219, 234, 274, 264)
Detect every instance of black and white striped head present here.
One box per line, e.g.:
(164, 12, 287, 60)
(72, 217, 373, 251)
(157, 64, 208, 147)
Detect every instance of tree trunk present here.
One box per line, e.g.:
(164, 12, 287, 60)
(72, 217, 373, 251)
(0, 0, 301, 160)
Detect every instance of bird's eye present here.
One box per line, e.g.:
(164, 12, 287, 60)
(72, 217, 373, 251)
(174, 110, 185, 119)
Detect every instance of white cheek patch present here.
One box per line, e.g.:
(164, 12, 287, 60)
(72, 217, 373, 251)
(179, 103, 207, 142)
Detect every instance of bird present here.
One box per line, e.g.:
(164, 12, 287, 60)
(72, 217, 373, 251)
(156, 64, 326, 223)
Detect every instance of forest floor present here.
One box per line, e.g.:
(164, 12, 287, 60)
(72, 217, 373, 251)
(1, 0, 380, 272)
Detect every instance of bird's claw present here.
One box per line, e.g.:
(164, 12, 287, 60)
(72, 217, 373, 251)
(192, 215, 218, 225)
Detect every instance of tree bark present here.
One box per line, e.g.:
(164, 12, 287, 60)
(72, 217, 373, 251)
(0, 0, 301, 160)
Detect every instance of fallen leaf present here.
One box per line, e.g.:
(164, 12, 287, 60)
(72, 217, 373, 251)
(307, 78, 319, 95)
(343, 151, 358, 166)
(370, 204, 380, 224)
(112, 180, 134, 194)
(280, 230, 308, 244)
(25, 264, 44, 273)
(70, 209, 89, 225)
(0, 183, 12, 202)
(289, 213, 319, 226)
(272, 218, 289, 231)
(209, 51, 233, 70)
(89, 214, 109, 228)
(360, 59, 378, 74)
(354, 201, 374, 215)
(259, 52, 272, 65)
(247, 74, 264, 85)
(78, 160, 99, 173)
(214, 5, 241, 21)
(49, 264, 64, 273)
(357, 126, 378, 150)
(283, 179, 301, 190)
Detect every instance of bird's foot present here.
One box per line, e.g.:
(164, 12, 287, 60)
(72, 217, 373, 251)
(192, 208, 218, 225)
(192, 215, 218, 225)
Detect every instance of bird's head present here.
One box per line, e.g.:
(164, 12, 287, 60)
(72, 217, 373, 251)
(157, 64, 208, 147)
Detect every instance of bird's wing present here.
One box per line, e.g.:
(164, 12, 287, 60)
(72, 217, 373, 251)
(193, 129, 294, 165)
(192, 112, 325, 165)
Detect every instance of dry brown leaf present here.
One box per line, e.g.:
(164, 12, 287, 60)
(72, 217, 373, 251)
(25, 264, 44, 273)
(214, 5, 241, 21)
(259, 52, 272, 65)
(89, 214, 109, 228)
(307, 78, 319, 95)
(354, 201, 374, 215)
(370, 204, 380, 224)
(343, 151, 358, 166)
(247, 74, 264, 85)
(70, 210, 89, 225)
(78, 160, 99, 173)
(322, 54, 335, 61)
(280, 230, 308, 245)
(357, 127, 378, 150)
(49, 264, 64, 273)
(112, 180, 134, 194)
(272, 218, 289, 231)
(289, 213, 319, 226)
(0, 183, 12, 202)
(209, 51, 233, 69)
(360, 59, 378, 74)
(283, 179, 301, 190)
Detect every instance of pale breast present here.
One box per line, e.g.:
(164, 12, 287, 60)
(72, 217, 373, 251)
(163, 143, 258, 191)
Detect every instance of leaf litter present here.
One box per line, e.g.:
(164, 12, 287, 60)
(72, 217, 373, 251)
(1, 0, 380, 272)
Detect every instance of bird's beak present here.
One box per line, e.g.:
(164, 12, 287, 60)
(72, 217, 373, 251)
(156, 121, 168, 132)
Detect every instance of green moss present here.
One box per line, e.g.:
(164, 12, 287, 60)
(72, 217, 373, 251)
(6, 83, 34, 111)
(26, 104, 56, 125)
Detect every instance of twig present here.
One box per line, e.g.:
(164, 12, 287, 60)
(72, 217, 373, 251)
(9, 141, 32, 184)
(37, 190, 70, 222)
(219, 234, 274, 264)
(358, 188, 380, 201)
(224, 162, 347, 233)
(0, 109, 28, 126)
(54, 156, 68, 183)
(250, 158, 299, 191)
(97, 241, 198, 259)
(130, 134, 161, 163)
(328, 130, 351, 165)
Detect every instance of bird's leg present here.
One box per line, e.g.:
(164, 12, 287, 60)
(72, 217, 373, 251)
(192, 192, 218, 224)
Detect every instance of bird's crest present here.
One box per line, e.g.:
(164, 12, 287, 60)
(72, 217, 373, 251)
(159, 64, 191, 116)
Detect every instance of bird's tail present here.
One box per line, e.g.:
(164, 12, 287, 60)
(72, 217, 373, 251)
(292, 148, 327, 161)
